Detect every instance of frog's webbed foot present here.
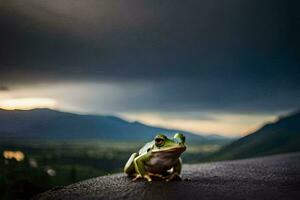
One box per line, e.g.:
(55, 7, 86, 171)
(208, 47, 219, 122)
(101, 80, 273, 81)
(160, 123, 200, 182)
(148, 172, 167, 179)
(166, 172, 180, 182)
(131, 174, 141, 181)
(132, 174, 152, 182)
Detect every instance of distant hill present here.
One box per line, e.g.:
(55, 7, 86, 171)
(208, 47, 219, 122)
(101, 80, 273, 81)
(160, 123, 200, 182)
(205, 110, 300, 161)
(0, 108, 228, 143)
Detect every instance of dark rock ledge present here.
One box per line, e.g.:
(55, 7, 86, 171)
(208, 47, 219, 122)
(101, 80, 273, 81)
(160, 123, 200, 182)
(35, 152, 300, 200)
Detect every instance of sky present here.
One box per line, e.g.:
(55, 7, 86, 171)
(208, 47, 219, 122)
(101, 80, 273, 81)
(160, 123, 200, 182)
(0, 0, 299, 137)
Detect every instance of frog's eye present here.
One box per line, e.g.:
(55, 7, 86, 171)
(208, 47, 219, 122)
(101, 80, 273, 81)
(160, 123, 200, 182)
(182, 136, 186, 143)
(155, 138, 165, 146)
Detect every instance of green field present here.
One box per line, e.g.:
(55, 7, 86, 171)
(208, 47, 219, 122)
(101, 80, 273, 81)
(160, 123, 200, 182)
(0, 139, 227, 199)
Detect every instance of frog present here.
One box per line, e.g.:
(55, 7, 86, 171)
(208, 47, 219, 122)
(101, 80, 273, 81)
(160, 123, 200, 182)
(124, 133, 186, 182)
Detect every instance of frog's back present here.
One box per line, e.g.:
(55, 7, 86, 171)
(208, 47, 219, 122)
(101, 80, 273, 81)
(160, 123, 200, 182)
(138, 141, 154, 155)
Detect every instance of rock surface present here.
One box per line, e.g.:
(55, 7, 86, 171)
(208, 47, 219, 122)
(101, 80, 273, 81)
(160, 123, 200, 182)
(35, 152, 300, 200)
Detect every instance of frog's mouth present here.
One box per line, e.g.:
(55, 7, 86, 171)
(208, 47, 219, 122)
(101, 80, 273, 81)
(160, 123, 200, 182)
(152, 146, 186, 153)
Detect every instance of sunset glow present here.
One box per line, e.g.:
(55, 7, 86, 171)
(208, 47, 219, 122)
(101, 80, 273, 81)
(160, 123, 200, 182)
(120, 112, 278, 136)
(0, 98, 57, 110)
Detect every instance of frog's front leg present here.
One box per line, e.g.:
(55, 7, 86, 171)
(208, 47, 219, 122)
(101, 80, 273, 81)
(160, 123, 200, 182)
(132, 153, 152, 182)
(166, 158, 182, 182)
(124, 152, 138, 175)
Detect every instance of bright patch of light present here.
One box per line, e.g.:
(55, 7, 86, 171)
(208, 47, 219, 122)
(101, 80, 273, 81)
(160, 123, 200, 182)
(3, 150, 25, 162)
(46, 168, 56, 176)
(0, 98, 57, 110)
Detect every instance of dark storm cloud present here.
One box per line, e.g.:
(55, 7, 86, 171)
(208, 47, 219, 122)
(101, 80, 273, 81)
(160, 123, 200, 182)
(0, 0, 299, 112)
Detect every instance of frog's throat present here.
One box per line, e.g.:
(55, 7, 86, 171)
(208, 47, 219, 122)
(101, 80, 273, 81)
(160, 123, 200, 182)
(151, 146, 186, 153)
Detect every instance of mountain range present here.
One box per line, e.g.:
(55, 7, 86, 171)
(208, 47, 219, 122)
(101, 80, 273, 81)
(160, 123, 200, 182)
(0, 108, 228, 142)
(1, 108, 300, 160)
(205, 110, 300, 161)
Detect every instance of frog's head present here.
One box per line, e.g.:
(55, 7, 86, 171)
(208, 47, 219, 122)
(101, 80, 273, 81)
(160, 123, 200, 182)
(152, 133, 186, 153)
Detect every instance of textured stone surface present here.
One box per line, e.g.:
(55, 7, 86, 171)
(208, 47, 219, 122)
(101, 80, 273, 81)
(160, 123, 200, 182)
(35, 152, 300, 200)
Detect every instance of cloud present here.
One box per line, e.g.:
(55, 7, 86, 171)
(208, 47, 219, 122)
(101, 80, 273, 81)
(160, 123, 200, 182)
(0, 0, 299, 114)
(1, 0, 299, 81)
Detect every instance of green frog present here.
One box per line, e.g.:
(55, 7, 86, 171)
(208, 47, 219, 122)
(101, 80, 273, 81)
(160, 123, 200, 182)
(124, 133, 186, 182)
